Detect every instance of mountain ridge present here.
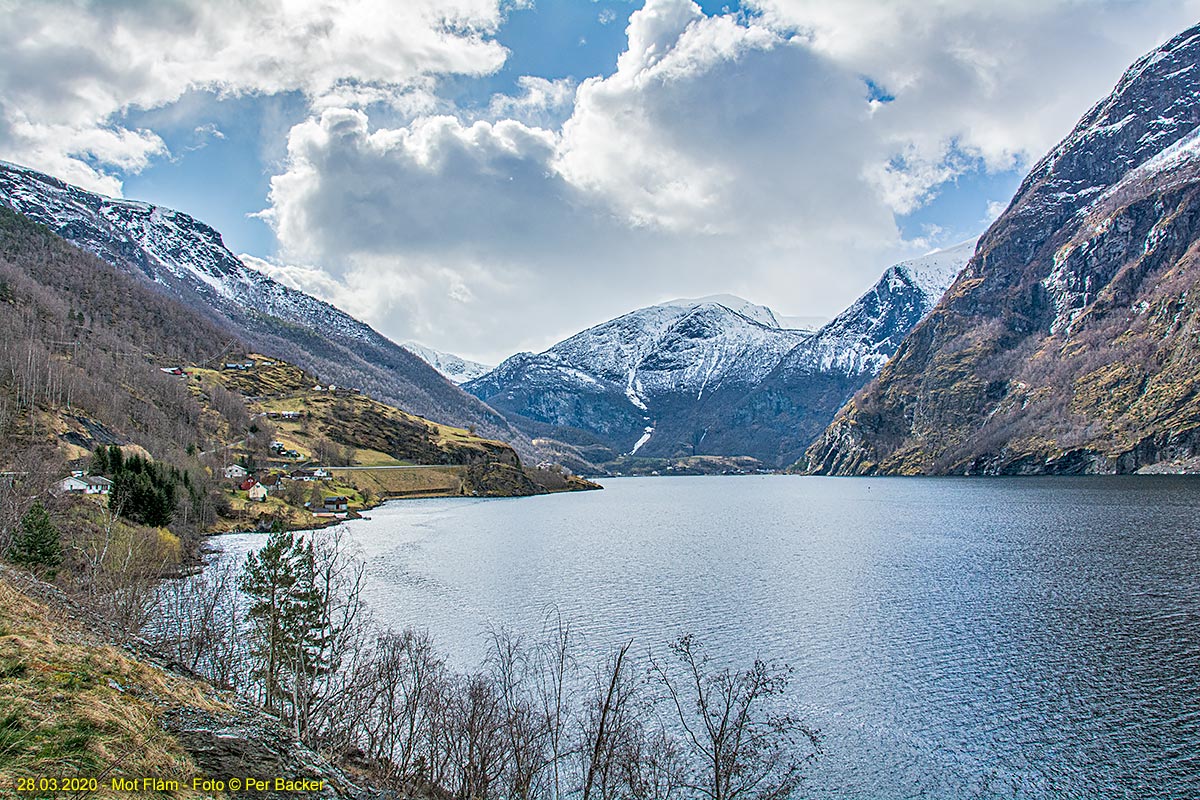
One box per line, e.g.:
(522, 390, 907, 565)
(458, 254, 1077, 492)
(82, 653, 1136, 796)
(804, 23, 1200, 475)
(468, 242, 975, 468)
(0, 160, 532, 453)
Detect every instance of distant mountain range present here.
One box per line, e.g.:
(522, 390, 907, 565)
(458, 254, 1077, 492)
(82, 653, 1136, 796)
(0, 155, 982, 473)
(0, 161, 530, 451)
(806, 23, 1200, 475)
(466, 241, 974, 468)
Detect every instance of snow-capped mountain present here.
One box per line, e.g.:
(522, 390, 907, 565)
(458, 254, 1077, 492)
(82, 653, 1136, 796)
(770, 240, 977, 379)
(808, 23, 1200, 475)
(402, 342, 493, 384)
(467, 244, 974, 466)
(466, 298, 812, 461)
(0, 161, 528, 448)
(723, 240, 976, 464)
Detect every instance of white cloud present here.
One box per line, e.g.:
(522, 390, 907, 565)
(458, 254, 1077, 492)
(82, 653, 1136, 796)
(265, 1, 909, 361)
(748, 0, 1200, 171)
(487, 77, 577, 127)
(0, 0, 510, 193)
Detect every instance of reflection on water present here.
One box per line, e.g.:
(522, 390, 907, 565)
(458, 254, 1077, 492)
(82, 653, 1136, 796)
(213, 475, 1200, 799)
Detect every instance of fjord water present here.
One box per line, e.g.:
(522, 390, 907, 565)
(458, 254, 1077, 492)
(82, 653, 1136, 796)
(218, 476, 1200, 798)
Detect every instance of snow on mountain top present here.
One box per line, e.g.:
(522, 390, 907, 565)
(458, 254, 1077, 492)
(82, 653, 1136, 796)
(659, 294, 781, 328)
(890, 238, 979, 299)
(774, 314, 827, 332)
(402, 342, 493, 385)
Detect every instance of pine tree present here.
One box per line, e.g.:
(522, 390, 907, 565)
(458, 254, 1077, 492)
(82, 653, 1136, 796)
(90, 445, 109, 475)
(107, 445, 124, 474)
(238, 531, 336, 726)
(240, 530, 295, 713)
(7, 502, 63, 579)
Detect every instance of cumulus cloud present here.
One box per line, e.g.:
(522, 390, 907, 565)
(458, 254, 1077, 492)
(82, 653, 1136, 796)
(749, 0, 1200, 171)
(487, 77, 578, 127)
(254, 0, 1200, 361)
(265, 1, 910, 360)
(0, 0, 509, 193)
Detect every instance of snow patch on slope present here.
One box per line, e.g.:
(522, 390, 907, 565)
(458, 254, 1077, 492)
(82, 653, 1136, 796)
(892, 239, 978, 299)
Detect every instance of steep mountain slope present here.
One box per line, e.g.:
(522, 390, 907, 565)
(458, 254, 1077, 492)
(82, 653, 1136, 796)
(0, 161, 528, 450)
(806, 23, 1200, 475)
(402, 341, 493, 384)
(0, 208, 573, 520)
(727, 240, 977, 464)
(468, 245, 970, 467)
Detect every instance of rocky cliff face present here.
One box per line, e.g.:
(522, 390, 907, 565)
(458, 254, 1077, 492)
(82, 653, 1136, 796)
(805, 24, 1200, 475)
(468, 246, 970, 467)
(0, 161, 529, 451)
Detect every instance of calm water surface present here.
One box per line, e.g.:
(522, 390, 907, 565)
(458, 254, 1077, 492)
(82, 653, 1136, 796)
(215, 476, 1200, 799)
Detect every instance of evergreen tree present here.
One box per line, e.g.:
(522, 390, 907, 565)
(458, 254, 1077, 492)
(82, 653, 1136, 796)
(240, 530, 295, 713)
(238, 531, 325, 717)
(7, 502, 63, 579)
(108, 454, 178, 527)
(107, 445, 124, 474)
(90, 445, 109, 475)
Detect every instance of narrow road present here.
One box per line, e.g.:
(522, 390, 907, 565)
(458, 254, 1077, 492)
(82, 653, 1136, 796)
(320, 464, 460, 471)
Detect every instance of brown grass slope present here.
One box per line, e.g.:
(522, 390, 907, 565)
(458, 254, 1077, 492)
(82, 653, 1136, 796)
(0, 566, 364, 799)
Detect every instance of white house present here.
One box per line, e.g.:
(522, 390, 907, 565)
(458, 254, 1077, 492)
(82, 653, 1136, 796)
(84, 476, 113, 495)
(57, 476, 90, 493)
(247, 483, 268, 502)
(225, 464, 249, 479)
(57, 475, 113, 495)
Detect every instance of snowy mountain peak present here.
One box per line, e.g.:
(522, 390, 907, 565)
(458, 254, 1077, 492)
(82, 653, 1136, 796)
(402, 342, 493, 385)
(889, 238, 979, 300)
(466, 241, 976, 466)
(659, 294, 782, 328)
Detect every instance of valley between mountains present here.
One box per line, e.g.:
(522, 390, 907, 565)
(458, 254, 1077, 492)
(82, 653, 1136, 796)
(5, 23, 1200, 491)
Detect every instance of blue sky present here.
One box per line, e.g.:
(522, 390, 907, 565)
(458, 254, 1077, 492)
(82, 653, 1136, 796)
(1, 0, 1194, 361)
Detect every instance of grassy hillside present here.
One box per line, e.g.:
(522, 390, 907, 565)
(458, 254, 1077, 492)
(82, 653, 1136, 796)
(0, 566, 359, 798)
(193, 357, 597, 517)
(0, 207, 595, 547)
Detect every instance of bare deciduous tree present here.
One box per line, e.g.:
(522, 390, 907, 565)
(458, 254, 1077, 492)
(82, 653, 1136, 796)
(651, 635, 820, 800)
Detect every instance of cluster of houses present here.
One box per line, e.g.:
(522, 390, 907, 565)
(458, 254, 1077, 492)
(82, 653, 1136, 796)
(223, 360, 257, 371)
(56, 471, 114, 495)
(223, 463, 349, 515)
(311, 384, 361, 396)
(224, 464, 332, 484)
